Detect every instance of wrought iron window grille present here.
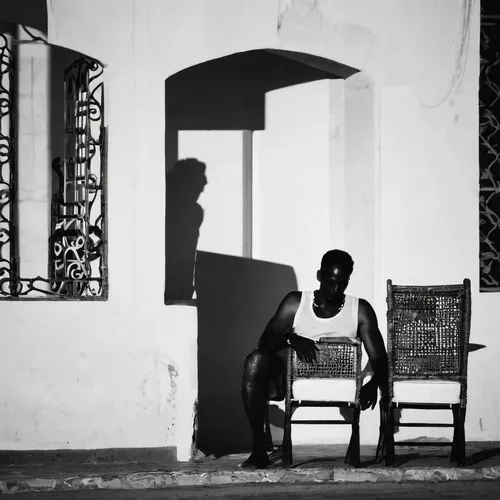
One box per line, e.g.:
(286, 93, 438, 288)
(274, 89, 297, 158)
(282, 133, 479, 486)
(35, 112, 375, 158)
(480, 13, 500, 292)
(0, 32, 108, 300)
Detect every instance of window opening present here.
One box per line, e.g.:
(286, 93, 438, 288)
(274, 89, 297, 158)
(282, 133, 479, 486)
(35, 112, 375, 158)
(0, 31, 107, 300)
(479, 11, 500, 291)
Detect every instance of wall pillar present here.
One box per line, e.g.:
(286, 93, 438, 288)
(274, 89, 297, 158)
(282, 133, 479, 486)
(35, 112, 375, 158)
(343, 72, 381, 308)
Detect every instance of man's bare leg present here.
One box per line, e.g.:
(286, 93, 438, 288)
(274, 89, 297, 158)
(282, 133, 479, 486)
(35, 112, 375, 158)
(241, 349, 282, 469)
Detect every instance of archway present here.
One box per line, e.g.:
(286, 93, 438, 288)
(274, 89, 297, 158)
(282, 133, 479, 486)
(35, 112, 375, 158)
(164, 49, 359, 456)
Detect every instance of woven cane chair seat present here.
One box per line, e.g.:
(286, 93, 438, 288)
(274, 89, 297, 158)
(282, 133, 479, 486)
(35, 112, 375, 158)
(292, 379, 357, 402)
(392, 380, 461, 404)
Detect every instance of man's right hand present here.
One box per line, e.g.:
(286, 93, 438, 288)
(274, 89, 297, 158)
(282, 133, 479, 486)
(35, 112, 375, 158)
(289, 334, 319, 363)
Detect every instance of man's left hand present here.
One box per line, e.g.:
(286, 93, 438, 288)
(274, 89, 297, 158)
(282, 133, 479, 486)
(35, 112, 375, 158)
(360, 378, 378, 411)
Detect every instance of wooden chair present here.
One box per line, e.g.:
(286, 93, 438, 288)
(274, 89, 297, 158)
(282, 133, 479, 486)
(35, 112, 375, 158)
(282, 337, 363, 467)
(380, 279, 471, 466)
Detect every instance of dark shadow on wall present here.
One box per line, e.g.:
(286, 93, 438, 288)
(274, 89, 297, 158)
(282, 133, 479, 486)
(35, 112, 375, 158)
(49, 45, 81, 216)
(0, 0, 47, 33)
(195, 251, 297, 456)
(165, 159, 207, 301)
(50, 45, 81, 164)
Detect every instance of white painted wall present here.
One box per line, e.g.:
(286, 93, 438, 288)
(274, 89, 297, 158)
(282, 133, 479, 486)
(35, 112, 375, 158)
(253, 80, 331, 291)
(2, 301, 196, 451)
(0, 0, 487, 458)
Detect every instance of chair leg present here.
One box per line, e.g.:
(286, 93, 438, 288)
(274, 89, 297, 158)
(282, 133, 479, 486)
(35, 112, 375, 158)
(459, 407, 467, 466)
(282, 402, 293, 467)
(264, 403, 274, 452)
(346, 407, 360, 467)
(345, 410, 352, 465)
(375, 401, 386, 464)
(384, 405, 395, 466)
(452, 405, 466, 466)
(451, 405, 458, 462)
(345, 437, 352, 465)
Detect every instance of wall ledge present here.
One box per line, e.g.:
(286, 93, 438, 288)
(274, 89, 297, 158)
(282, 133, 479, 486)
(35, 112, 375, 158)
(0, 447, 177, 466)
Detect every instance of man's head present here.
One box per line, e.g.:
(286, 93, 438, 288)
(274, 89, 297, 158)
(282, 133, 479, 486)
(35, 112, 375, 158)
(316, 250, 354, 302)
(168, 158, 208, 198)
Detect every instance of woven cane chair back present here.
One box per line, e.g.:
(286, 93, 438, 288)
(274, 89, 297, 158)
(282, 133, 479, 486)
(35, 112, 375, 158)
(386, 279, 471, 404)
(288, 337, 362, 404)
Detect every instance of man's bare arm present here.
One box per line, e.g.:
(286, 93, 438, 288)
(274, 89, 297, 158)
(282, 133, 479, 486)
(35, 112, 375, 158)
(258, 291, 301, 353)
(258, 292, 319, 362)
(358, 298, 389, 399)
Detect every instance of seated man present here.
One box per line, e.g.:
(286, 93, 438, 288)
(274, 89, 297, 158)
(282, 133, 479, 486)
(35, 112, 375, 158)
(241, 249, 388, 468)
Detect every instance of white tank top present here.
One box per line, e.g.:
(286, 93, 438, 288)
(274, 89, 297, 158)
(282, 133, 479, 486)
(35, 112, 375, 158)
(292, 291, 373, 382)
(292, 291, 358, 340)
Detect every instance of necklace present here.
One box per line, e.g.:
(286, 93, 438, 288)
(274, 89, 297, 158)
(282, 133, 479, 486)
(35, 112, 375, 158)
(313, 292, 346, 316)
(336, 295, 346, 314)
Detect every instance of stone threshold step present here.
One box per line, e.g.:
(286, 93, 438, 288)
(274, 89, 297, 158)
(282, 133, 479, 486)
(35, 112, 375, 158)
(2, 466, 500, 494)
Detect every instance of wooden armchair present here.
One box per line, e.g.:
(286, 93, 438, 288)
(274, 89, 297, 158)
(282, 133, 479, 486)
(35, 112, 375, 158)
(282, 337, 363, 467)
(379, 279, 471, 466)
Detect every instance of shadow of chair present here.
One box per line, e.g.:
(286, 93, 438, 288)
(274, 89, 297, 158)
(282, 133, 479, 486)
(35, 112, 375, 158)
(282, 337, 363, 467)
(466, 446, 500, 466)
(377, 278, 471, 467)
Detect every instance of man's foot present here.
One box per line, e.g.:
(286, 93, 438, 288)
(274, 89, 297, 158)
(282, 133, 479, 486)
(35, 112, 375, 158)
(238, 452, 270, 469)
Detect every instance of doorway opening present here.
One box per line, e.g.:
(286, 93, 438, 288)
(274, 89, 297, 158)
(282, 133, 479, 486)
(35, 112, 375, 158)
(165, 49, 358, 456)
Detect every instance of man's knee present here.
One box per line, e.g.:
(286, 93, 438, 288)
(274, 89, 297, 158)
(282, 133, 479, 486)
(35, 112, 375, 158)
(244, 349, 271, 372)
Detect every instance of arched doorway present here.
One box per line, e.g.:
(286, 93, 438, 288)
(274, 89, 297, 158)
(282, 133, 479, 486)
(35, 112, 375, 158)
(164, 49, 359, 456)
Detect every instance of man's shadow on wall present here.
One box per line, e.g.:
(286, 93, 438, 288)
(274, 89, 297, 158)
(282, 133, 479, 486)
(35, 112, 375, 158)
(165, 159, 207, 302)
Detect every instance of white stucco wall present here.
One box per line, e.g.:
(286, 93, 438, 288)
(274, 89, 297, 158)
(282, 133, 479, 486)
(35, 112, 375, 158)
(253, 80, 331, 290)
(0, 0, 488, 457)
